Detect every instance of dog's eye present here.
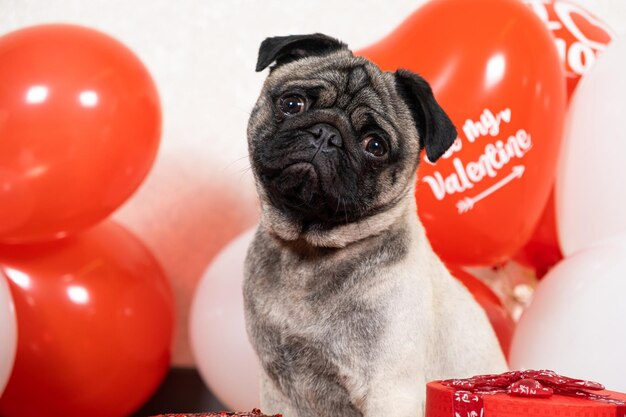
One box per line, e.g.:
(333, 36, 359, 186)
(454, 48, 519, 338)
(279, 94, 306, 115)
(361, 135, 388, 158)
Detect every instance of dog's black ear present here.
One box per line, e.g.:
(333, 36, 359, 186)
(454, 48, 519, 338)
(394, 69, 457, 163)
(256, 33, 347, 72)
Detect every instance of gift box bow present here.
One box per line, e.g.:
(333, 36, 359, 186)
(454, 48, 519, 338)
(441, 369, 624, 404)
(431, 370, 626, 417)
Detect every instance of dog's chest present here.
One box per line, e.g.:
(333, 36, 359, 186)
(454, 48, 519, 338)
(244, 230, 411, 415)
(248, 244, 390, 363)
(248, 257, 387, 416)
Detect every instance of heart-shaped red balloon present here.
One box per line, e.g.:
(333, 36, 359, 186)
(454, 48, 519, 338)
(525, 0, 613, 95)
(360, 0, 566, 265)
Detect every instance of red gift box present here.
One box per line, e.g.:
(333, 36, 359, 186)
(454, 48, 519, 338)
(426, 370, 626, 417)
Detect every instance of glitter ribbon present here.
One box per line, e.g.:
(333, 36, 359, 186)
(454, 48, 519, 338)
(439, 370, 626, 417)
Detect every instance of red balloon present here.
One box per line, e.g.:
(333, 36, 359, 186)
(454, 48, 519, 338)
(515, 0, 613, 276)
(0, 24, 161, 243)
(446, 265, 515, 358)
(524, 0, 614, 97)
(360, 0, 566, 265)
(514, 189, 563, 277)
(0, 221, 174, 417)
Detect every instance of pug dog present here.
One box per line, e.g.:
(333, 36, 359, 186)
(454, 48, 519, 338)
(243, 33, 507, 417)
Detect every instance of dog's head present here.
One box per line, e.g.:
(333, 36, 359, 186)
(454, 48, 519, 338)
(248, 33, 456, 245)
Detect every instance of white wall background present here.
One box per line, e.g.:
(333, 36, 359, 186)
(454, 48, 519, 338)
(2, 0, 625, 367)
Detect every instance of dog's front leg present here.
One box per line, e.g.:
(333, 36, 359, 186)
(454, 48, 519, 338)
(259, 370, 298, 417)
(362, 371, 425, 417)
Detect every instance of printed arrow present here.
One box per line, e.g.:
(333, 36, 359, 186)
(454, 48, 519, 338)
(456, 165, 525, 214)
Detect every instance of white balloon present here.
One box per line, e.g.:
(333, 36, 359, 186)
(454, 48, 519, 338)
(0, 270, 17, 397)
(556, 35, 626, 256)
(189, 228, 261, 411)
(509, 238, 626, 391)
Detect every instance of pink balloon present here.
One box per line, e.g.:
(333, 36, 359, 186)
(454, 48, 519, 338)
(189, 228, 260, 411)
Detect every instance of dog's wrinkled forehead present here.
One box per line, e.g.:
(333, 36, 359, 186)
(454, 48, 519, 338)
(263, 53, 412, 139)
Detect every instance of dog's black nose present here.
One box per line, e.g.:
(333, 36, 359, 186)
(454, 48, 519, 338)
(309, 123, 342, 148)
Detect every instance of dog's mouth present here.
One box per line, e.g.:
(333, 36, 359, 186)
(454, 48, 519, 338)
(261, 160, 354, 224)
(282, 161, 317, 174)
(265, 161, 320, 208)
(254, 125, 360, 224)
